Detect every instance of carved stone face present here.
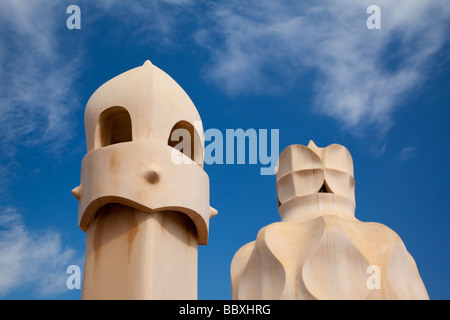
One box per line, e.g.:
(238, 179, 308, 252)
(72, 61, 215, 245)
(275, 141, 355, 220)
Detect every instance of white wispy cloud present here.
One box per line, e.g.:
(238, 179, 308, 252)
(2, 0, 445, 159)
(0, 208, 80, 297)
(92, 0, 196, 46)
(0, 1, 81, 158)
(195, 0, 449, 134)
(398, 146, 417, 161)
(0, 0, 84, 199)
(0, 3, 83, 292)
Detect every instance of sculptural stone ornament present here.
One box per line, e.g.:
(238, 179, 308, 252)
(231, 141, 429, 300)
(72, 60, 217, 299)
(72, 60, 427, 300)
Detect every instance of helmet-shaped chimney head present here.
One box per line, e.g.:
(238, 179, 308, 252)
(73, 60, 215, 244)
(276, 141, 355, 220)
(84, 60, 204, 165)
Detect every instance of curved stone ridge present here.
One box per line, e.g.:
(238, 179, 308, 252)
(231, 141, 428, 300)
(72, 60, 216, 299)
(73, 60, 215, 245)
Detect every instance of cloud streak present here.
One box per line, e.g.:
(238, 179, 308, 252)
(196, 0, 449, 134)
(1, 0, 446, 160)
(91, 0, 197, 47)
(0, 1, 81, 158)
(398, 147, 417, 161)
(0, 208, 79, 297)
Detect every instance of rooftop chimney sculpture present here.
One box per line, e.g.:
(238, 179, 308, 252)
(231, 141, 428, 300)
(72, 60, 216, 299)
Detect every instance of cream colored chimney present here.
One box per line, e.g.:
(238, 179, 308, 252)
(231, 141, 428, 300)
(72, 60, 216, 299)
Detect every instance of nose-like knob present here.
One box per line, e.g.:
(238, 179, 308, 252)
(144, 167, 160, 184)
(72, 185, 82, 201)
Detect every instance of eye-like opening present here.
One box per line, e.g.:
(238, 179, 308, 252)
(98, 106, 132, 147)
(318, 180, 332, 193)
(168, 120, 203, 167)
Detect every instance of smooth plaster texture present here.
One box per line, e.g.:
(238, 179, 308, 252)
(73, 60, 216, 299)
(231, 141, 429, 300)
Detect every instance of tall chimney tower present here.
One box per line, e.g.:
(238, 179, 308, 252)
(72, 60, 217, 299)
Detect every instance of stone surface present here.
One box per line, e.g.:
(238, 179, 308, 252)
(82, 204, 198, 299)
(73, 60, 216, 299)
(231, 141, 429, 300)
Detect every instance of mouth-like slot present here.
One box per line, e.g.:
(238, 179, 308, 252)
(318, 181, 332, 193)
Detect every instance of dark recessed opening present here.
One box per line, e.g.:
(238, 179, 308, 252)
(99, 107, 132, 147)
(319, 181, 332, 193)
(168, 121, 194, 161)
(168, 120, 202, 167)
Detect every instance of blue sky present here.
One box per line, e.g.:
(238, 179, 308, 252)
(0, 0, 449, 300)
